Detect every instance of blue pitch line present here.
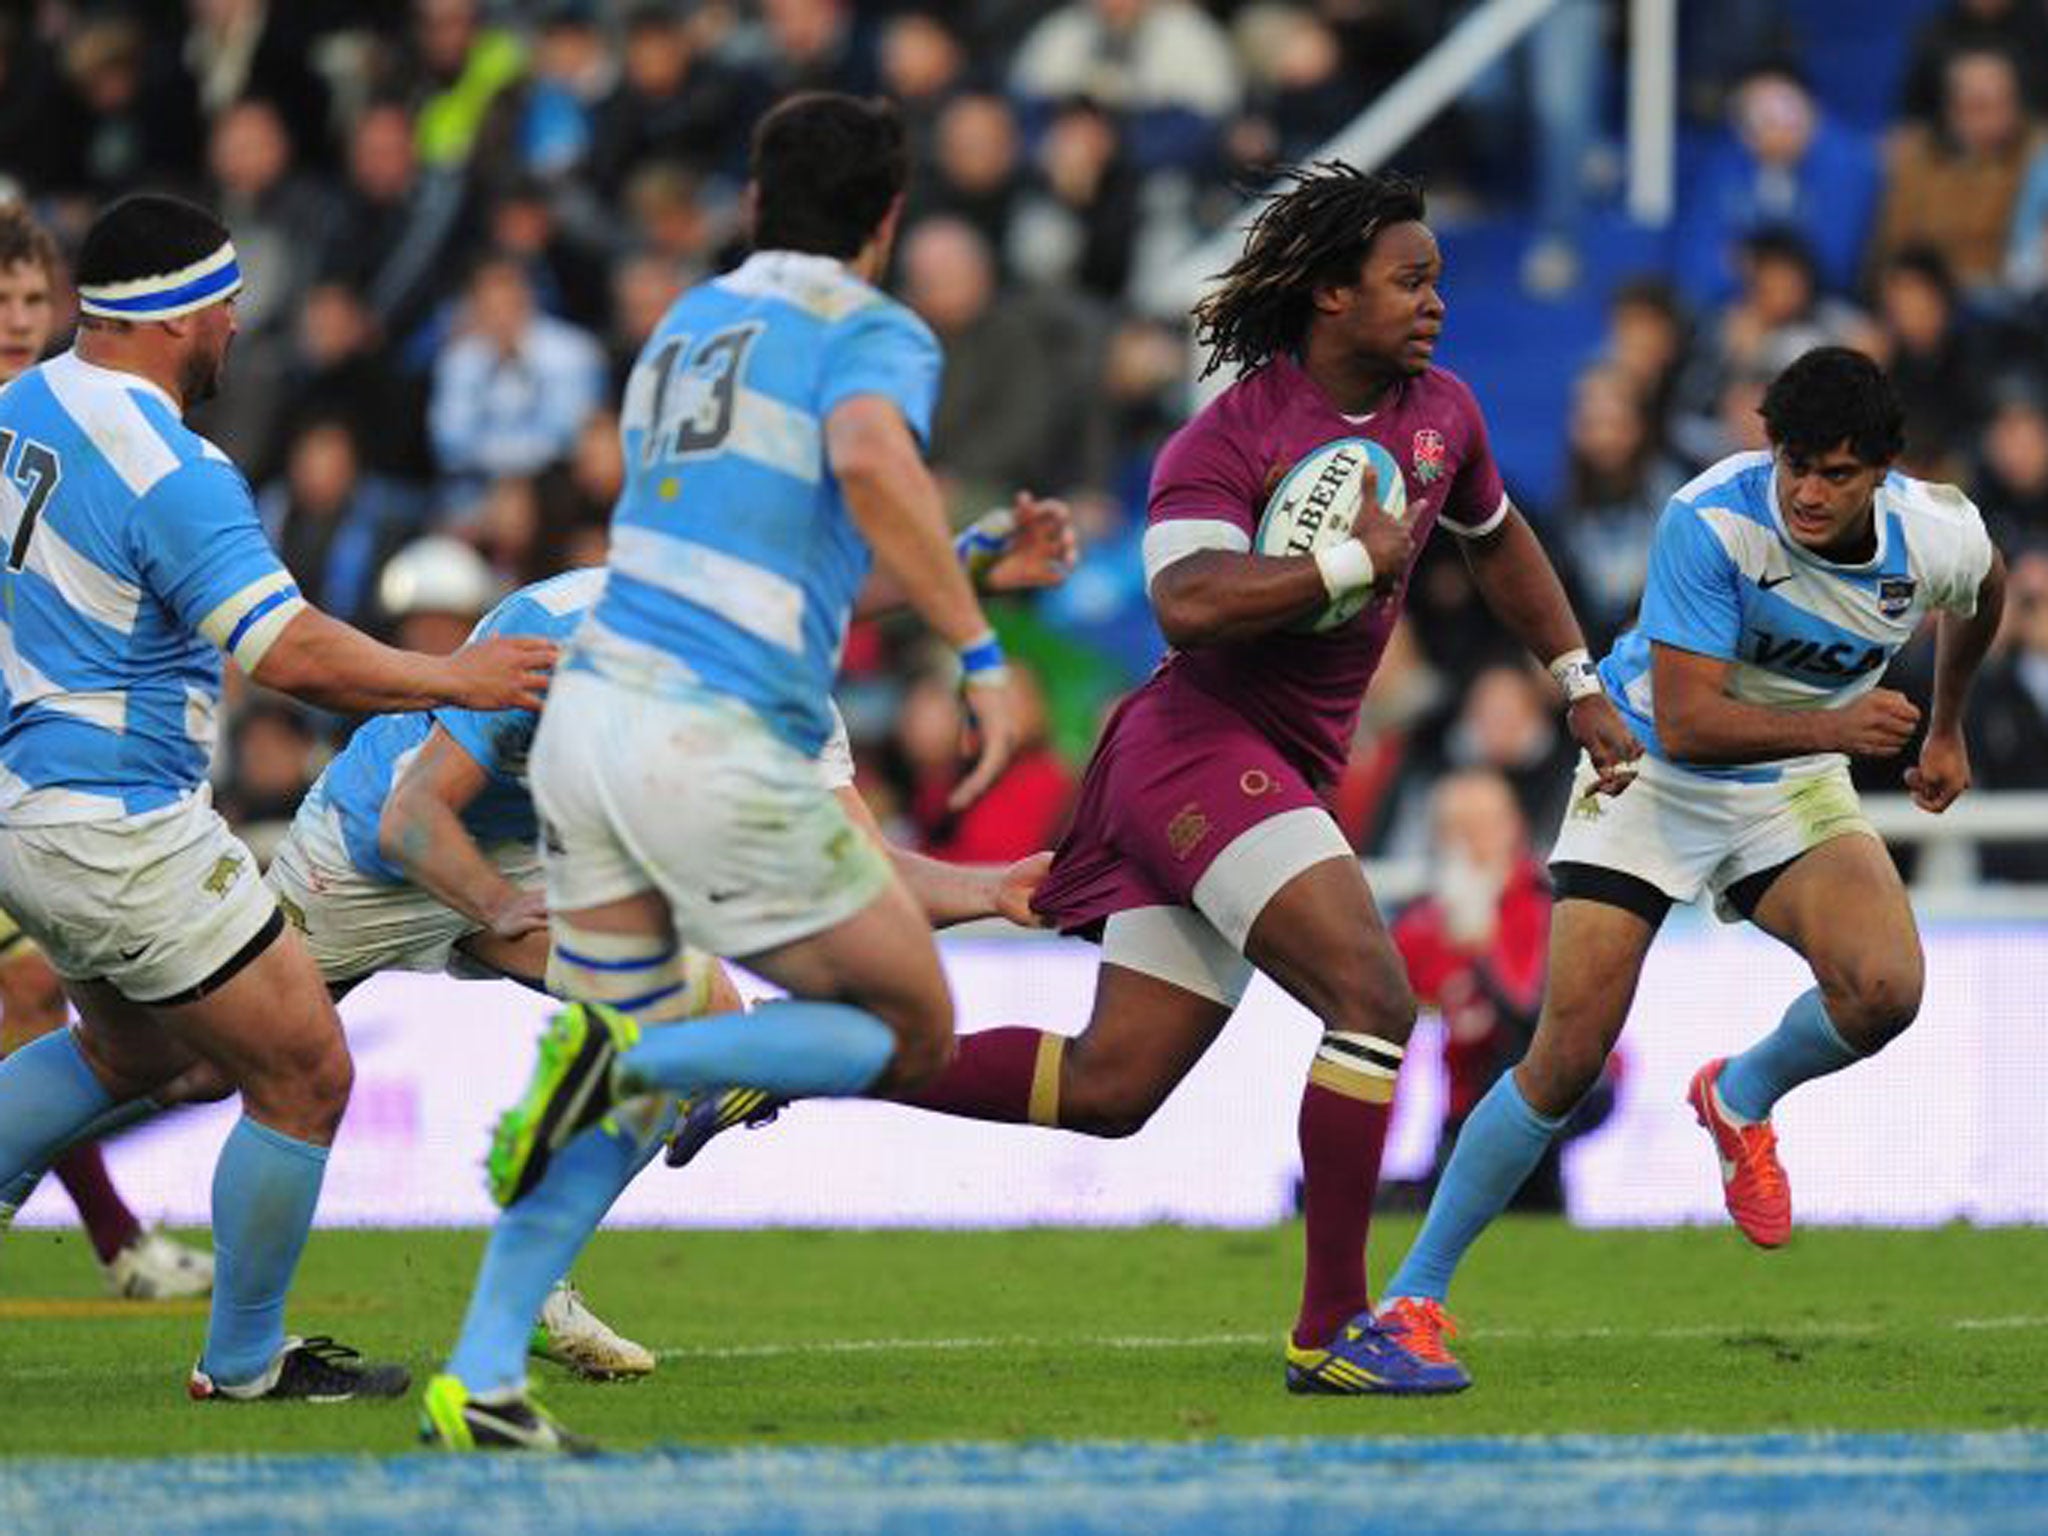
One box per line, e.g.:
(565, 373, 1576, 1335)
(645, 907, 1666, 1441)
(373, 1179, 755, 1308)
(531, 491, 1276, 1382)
(0, 1432, 2043, 1536)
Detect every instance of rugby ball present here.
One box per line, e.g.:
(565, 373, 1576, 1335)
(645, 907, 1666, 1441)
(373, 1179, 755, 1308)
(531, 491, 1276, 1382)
(1255, 436, 1406, 632)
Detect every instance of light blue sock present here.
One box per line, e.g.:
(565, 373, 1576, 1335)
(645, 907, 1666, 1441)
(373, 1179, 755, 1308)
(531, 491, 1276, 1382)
(447, 1118, 645, 1395)
(0, 1029, 115, 1187)
(200, 1117, 329, 1386)
(1383, 1073, 1566, 1303)
(614, 1000, 896, 1100)
(1716, 988, 1863, 1122)
(0, 1096, 166, 1210)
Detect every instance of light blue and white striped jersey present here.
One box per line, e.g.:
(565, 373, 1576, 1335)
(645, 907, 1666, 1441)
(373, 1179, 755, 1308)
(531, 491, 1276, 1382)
(0, 351, 307, 824)
(1601, 450, 1994, 781)
(309, 568, 603, 883)
(585, 249, 941, 755)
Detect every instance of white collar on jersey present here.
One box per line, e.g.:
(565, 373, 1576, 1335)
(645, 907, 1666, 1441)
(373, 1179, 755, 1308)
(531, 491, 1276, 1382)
(47, 347, 180, 413)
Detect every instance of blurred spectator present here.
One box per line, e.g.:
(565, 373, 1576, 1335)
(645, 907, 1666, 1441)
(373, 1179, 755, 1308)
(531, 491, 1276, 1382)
(485, 174, 610, 331)
(1431, 662, 1577, 856)
(900, 216, 1071, 509)
(1873, 246, 1982, 477)
(216, 701, 322, 866)
(1599, 277, 1693, 448)
(1898, 0, 2048, 124)
(376, 535, 504, 653)
(1007, 96, 1140, 301)
(1551, 365, 1687, 652)
(62, 13, 204, 199)
(910, 91, 1025, 254)
(260, 420, 424, 629)
(621, 162, 728, 285)
(1229, 5, 1371, 166)
(1973, 376, 2048, 555)
(277, 281, 434, 484)
(195, 96, 339, 469)
(1390, 768, 1616, 1209)
(1965, 549, 2048, 879)
(400, 0, 528, 178)
(1010, 0, 1243, 175)
(877, 10, 971, 164)
(1872, 46, 2044, 292)
(606, 249, 687, 393)
(1716, 230, 1878, 369)
(429, 254, 607, 492)
(588, 4, 757, 196)
(750, 0, 879, 100)
(892, 662, 1075, 863)
(327, 97, 469, 347)
(0, 16, 87, 197)
(1331, 618, 1446, 853)
(515, 0, 615, 183)
(183, 0, 333, 172)
(1674, 63, 1880, 306)
(2003, 133, 2048, 293)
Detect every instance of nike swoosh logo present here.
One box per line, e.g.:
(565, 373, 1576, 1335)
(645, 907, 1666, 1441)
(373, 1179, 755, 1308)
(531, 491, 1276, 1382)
(1758, 573, 1795, 591)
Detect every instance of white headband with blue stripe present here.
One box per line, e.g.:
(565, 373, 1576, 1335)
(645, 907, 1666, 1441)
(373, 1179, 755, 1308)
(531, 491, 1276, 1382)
(77, 241, 243, 321)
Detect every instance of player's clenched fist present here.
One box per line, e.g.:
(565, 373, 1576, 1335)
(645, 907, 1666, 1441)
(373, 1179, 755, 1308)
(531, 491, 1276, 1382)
(443, 635, 557, 713)
(1349, 464, 1417, 593)
(1827, 687, 1920, 757)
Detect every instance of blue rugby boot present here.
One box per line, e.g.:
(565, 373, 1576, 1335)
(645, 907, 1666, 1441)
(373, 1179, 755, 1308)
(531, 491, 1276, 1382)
(664, 1087, 785, 1169)
(1284, 1305, 1470, 1395)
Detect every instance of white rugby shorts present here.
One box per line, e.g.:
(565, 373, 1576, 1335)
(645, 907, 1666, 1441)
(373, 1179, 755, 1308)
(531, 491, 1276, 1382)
(530, 666, 891, 959)
(264, 798, 544, 986)
(1548, 751, 1877, 919)
(0, 788, 280, 1004)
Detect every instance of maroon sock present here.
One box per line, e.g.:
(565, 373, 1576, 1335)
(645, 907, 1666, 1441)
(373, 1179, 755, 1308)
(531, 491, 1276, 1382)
(901, 1026, 1066, 1126)
(52, 1145, 142, 1264)
(1292, 1078, 1394, 1350)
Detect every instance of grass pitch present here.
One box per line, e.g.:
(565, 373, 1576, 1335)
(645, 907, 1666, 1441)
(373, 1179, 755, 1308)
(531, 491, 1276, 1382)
(1, 1219, 2044, 1456)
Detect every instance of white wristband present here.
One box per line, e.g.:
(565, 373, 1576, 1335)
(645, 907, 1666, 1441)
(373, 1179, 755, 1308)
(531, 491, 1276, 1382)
(1548, 647, 1603, 704)
(1313, 540, 1375, 600)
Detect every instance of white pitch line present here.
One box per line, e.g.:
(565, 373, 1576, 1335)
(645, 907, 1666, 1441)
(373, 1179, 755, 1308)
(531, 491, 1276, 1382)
(654, 1314, 2048, 1363)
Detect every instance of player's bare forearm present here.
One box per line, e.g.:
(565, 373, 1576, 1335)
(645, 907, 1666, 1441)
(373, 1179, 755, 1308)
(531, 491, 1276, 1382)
(833, 783, 1039, 928)
(1459, 507, 1589, 664)
(379, 788, 522, 930)
(252, 610, 553, 714)
(378, 727, 533, 931)
(1651, 642, 1918, 764)
(828, 398, 989, 650)
(1149, 549, 1328, 646)
(1928, 549, 2006, 738)
(888, 846, 1003, 928)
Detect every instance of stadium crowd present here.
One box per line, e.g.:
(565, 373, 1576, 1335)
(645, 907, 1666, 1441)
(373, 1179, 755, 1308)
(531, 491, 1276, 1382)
(4, 0, 2047, 879)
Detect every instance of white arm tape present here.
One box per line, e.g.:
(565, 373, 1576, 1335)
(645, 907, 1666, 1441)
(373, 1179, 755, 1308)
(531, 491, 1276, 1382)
(1313, 540, 1375, 599)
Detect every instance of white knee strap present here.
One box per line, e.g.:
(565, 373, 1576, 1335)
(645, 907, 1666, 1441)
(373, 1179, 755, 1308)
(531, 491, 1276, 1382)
(544, 923, 714, 1024)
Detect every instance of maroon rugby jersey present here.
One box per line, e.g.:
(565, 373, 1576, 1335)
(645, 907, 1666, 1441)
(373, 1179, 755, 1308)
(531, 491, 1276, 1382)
(1146, 354, 1506, 784)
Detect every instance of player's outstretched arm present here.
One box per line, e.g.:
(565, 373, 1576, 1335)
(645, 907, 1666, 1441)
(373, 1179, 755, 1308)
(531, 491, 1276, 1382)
(853, 493, 1079, 619)
(831, 784, 1050, 930)
(250, 608, 554, 716)
(1907, 546, 2007, 813)
(380, 725, 548, 939)
(1458, 505, 1641, 788)
(828, 395, 1019, 809)
(1652, 643, 1921, 764)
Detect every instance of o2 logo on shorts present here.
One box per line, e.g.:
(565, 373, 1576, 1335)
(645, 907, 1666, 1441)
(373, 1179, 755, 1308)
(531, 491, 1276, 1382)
(1239, 769, 1273, 798)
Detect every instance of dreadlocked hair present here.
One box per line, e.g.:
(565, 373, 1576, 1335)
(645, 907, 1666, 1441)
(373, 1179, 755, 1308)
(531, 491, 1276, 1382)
(1191, 162, 1427, 380)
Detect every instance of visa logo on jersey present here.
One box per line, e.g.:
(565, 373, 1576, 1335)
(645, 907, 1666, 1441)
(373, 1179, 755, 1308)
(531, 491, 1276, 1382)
(1749, 632, 1888, 680)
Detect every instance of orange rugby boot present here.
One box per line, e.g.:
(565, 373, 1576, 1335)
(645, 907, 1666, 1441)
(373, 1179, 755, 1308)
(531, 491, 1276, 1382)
(1687, 1058, 1792, 1248)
